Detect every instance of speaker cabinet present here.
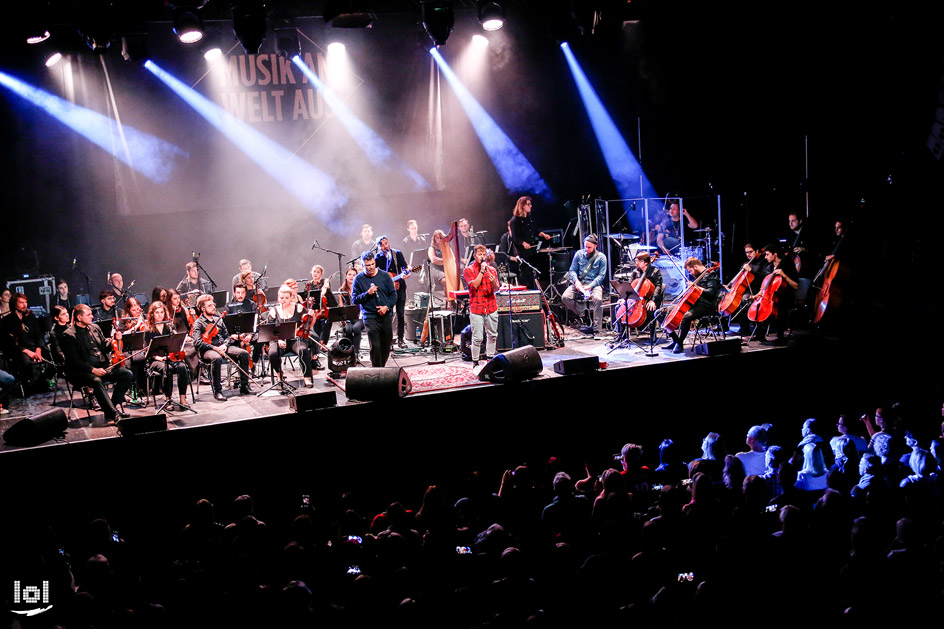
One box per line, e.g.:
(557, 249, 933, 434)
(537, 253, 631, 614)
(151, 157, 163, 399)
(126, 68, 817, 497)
(694, 338, 742, 356)
(2, 408, 68, 447)
(497, 312, 545, 351)
(116, 413, 167, 437)
(345, 367, 412, 401)
(552, 356, 600, 375)
(477, 346, 543, 383)
(290, 390, 338, 412)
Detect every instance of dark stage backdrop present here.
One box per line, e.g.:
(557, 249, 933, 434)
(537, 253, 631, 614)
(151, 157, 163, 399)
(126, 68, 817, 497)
(0, 7, 942, 300)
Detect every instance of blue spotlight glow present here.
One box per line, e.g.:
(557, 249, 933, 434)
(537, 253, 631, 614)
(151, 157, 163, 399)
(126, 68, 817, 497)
(429, 47, 551, 199)
(560, 42, 657, 200)
(144, 59, 348, 219)
(0, 69, 187, 184)
(292, 55, 429, 191)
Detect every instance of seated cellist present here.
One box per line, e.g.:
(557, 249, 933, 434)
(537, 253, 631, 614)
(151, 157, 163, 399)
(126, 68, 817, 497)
(665, 258, 721, 354)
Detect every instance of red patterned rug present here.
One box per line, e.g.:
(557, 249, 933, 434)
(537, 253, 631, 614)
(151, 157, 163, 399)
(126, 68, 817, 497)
(328, 362, 489, 395)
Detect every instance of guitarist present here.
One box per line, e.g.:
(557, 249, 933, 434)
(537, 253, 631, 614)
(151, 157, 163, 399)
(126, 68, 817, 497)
(375, 236, 413, 349)
(665, 258, 722, 354)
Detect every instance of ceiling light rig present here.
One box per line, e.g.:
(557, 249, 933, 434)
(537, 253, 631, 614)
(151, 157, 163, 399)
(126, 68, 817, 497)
(232, 0, 267, 54)
(477, 1, 504, 32)
(173, 10, 205, 44)
(324, 0, 375, 29)
(422, 1, 454, 47)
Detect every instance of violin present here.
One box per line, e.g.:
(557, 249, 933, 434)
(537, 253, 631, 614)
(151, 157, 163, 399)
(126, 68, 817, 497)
(201, 313, 226, 346)
(718, 265, 755, 316)
(110, 317, 126, 366)
(662, 263, 719, 333)
(296, 291, 327, 340)
(747, 269, 782, 323)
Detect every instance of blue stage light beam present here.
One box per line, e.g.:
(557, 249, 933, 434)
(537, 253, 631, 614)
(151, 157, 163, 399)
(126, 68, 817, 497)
(429, 47, 551, 199)
(143, 59, 348, 220)
(560, 42, 657, 200)
(0, 69, 187, 184)
(292, 56, 429, 191)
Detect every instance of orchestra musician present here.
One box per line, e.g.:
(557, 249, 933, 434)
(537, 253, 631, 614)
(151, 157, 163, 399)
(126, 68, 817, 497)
(231, 259, 267, 295)
(656, 201, 699, 256)
(192, 294, 252, 400)
(622, 251, 665, 336)
(496, 220, 520, 283)
(49, 304, 71, 366)
(151, 286, 168, 309)
(228, 282, 257, 315)
(727, 243, 769, 336)
(757, 243, 799, 344)
(118, 297, 148, 333)
(353, 252, 397, 368)
(144, 300, 191, 407)
(55, 279, 75, 311)
(785, 212, 818, 276)
(510, 196, 552, 289)
(307, 265, 335, 366)
(338, 267, 364, 357)
(93, 290, 119, 322)
(60, 304, 134, 421)
(0, 287, 11, 318)
(665, 257, 721, 354)
(403, 219, 428, 253)
(561, 234, 608, 336)
(167, 289, 194, 334)
(267, 284, 315, 387)
(106, 272, 128, 306)
(352, 224, 375, 261)
(0, 292, 51, 391)
(374, 236, 411, 349)
(463, 245, 500, 367)
(427, 229, 453, 300)
(177, 261, 212, 299)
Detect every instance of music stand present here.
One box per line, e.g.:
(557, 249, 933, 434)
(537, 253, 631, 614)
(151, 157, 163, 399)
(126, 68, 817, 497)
(147, 333, 197, 414)
(223, 312, 256, 335)
(606, 280, 659, 357)
(256, 321, 299, 396)
(211, 290, 229, 309)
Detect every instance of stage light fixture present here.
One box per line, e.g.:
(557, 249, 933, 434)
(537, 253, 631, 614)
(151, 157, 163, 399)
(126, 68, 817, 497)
(174, 11, 205, 44)
(275, 27, 301, 59)
(472, 34, 489, 48)
(232, 0, 267, 54)
(27, 30, 51, 45)
(45, 51, 63, 68)
(422, 1, 454, 47)
(202, 42, 223, 61)
(120, 33, 149, 63)
(477, 1, 504, 31)
(327, 42, 346, 54)
(324, 0, 375, 28)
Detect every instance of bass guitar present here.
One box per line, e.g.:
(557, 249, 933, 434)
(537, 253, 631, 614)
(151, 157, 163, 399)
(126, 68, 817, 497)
(389, 265, 422, 291)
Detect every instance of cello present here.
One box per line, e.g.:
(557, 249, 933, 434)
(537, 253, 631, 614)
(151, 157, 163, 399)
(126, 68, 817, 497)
(662, 263, 719, 333)
(616, 274, 656, 328)
(717, 265, 755, 315)
(810, 230, 847, 324)
(747, 270, 781, 323)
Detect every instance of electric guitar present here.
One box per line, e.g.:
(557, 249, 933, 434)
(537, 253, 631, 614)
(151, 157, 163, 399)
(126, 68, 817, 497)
(389, 265, 422, 291)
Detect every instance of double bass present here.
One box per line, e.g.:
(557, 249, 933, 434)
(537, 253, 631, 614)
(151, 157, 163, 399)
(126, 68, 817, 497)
(662, 263, 719, 333)
(810, 230, 847, 324)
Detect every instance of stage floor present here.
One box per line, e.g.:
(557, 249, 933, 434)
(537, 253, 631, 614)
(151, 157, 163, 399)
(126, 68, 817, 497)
(0, 324, 784, 453)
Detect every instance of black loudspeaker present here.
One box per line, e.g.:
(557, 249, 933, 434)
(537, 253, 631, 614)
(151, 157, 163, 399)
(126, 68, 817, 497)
(2, 408, 68, 447)
(553, 355, 600, 375)
(478, 346, 543, 383)
(290, 390, 337, 412)
(694, 338, 742, 356)
(497, 312, 545, 351)
(345, 367, 412, 401)
(116, 414, 167, 437)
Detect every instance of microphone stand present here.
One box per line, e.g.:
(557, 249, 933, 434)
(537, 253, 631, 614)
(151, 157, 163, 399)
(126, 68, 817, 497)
(424, 259, 444, 365)
(74, 261, 92, 302)
(312, 240, 348, 286)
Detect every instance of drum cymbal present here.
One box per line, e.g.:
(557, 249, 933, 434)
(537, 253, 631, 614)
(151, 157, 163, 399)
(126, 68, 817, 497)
(540, 247, 572, 253)
(610, 233, 639, 240)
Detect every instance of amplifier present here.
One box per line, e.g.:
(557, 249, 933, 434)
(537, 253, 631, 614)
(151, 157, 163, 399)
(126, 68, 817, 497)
(497, 311, 545, 351)
(496, 290, 542, 313)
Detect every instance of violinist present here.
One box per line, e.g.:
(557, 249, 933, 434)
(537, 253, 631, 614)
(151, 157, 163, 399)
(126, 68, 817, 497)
(374, 237, 411, 349)
(55, 279, 75, 311)
(756, 243, 799, 344)
(337, 267, 364, 357)
(561, 234, 607, 336)
(623, 251, 664, 336)
(144, 301, 190, 407)
(308, 265, 335, 362)
(665, 258, 721, 354)
(267, 284, 315, 386)
(228, 282, 262, 371)
(192, 294, 252, 400)
(118, 296, 149, 392)
(167, 289, 195, 334)
(240, 270, 267, 310)
(60, 304, 134, 422)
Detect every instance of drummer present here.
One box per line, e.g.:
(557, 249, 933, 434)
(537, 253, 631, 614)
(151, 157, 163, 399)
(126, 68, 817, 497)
(656, 201, 699, 256)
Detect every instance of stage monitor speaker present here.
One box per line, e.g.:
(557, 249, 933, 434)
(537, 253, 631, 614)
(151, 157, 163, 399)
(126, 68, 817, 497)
(497, 311, 545, 351)
(2, 408, 68, 447)
(694, 338, 742, 356)
(553, 355, 600, 375)
(117, 414, 167, 437)
(345, 367, 412, 401)
(478, 345, 543, 383)
(290, 390, 338, 412)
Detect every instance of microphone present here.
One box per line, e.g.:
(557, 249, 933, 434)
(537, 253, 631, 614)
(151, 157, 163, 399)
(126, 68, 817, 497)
(571, 220, 579, 237)
(311, 240, 318, 250)
(72, 258, 77, 269)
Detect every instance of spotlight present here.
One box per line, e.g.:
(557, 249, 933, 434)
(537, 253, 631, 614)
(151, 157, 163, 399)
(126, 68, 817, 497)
(26, 30, 51, 45)
(275, 27, 300, 59)
(324, 0, 375, 28)
(200, 29, 223, 60)
(174, 11, 205, 44)
(45, 51, 63, 68)
(422, 1, 454, 47)
(327, 42, 345, 54)
(472, 34, 489, 48)
(477, 1, 504, 31)
(232, 0, 267, 54)
(120, 33, 149, 63)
